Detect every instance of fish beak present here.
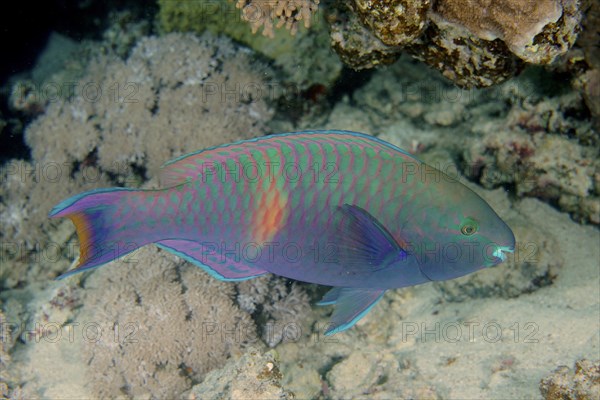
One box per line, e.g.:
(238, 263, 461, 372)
(492, 245, 514, 263)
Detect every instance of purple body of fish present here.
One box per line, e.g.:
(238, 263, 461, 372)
(50, 130, 515, 334)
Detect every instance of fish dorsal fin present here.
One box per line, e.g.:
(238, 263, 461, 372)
(319, 287, 386, 335)
(333, 204, 408, 273)
(159, 162, 200, 187)
(158, 145, 237, 187)
(157, 129, 422, 188)
(156, 239, 268, 281)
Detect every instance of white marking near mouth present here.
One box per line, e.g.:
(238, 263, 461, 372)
(493, 245, 515, 262)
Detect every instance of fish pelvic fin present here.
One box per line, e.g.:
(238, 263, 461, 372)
(49, 188, 146, 279)
(320, 287, 386, 336)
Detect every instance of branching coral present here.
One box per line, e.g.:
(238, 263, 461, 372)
(234, 0, 320, 37)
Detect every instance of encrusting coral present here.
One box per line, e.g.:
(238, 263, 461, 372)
(0, 32, 274, 286)
(435, 0, 579, 65)
(327, 0, 584, 87)
(78, 246, 257, 398)
(352, 0, 431, 46)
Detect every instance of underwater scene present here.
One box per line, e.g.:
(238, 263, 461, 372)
(0, 1, 599, 398)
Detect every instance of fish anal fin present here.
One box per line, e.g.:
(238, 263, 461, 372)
(156, 239, 268, 281)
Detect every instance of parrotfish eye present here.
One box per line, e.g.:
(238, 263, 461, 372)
(460, 217, 479, 236)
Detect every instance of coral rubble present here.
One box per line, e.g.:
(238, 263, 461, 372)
(187, 347, 294, 399)
(540, 359, 600, 400)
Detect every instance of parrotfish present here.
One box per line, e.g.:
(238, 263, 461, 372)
(50, 130, 515, 335)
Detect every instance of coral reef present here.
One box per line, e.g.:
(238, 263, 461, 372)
(271, 194, 599, 400)
(187, 346, 294, 399)
(101, 10, 150, 58)
(571, 0, 600, 130)
(25, 32, 273, 180)
(327, 0, 584, 87)
(464, 132, 600, 224)
(352, 0, 431, 46)
(0, 309, 11, 378)
(0, 32, 274, 287)
(79, 246, 257, 398)
(406, 12, 524, 88)
(158, 0, 341, 89)
(237, 276, 312, 347)
(462, 85, 599, 224)
(328, 0, 406, 70)
(540, 359, 600, 400)
(234, 0, 320, 37)
(435, 0, 580, 65)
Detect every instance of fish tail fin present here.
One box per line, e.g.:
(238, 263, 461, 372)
(49, 188, 144, 279)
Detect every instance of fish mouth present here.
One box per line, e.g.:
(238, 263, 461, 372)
(492, 245, 515, 263)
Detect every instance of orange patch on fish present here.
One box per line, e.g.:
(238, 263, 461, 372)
(70, 212, 93, 266)
(251, 179, 288, 243)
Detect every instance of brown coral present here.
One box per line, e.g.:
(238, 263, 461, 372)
(328, 0, 404, 70)
(407, 13, 524, 87)
(352, 0, 431, 46)
(328, 0, 584, 87)
(235, 0, 320, 37)
(434, 0, 577, 64)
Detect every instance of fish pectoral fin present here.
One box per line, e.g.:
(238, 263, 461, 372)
(156, 239, 268, 281)
(323, 287, 386, 336)
(333, 204, 407, 272)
